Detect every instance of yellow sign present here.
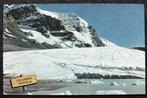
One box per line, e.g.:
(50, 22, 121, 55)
(10, 74, 37, 88)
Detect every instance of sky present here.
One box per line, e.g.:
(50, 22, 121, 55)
(37, 4, 144, 48)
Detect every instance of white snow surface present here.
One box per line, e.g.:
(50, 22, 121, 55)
(3, 47, 145, 79)
(36, 7, 58, 19)
(4, 29, 17, 38)
(96, 90, 127, 95)
(50, 90, 72, 95)
(90, 80, 104, 84)
(100, 37, 118, 47)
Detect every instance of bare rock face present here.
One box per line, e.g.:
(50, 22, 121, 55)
(3, 4, 105, 51)
(3, 13, 36, 51)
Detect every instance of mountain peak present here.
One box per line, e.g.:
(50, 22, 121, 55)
(3, 4, 120, 51)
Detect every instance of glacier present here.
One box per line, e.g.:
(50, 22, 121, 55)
(3, 47, 145, 79)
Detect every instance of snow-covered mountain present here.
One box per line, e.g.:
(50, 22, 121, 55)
(4, 47, 145, 79)
(3, 4, 114, 51)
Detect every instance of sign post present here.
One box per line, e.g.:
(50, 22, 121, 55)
(20, 75, 27, 92)
(10, 74, 37, 92)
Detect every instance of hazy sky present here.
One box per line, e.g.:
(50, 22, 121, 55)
(37, 4, 144, 48)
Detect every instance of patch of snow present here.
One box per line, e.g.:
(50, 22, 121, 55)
(4, 33, 17, 38)
(110, 81, 119, 86)
(78, 16, 88, 27)
(22, 15, 39, 21)
(21, 28, 57, 45)
(4, 29, 17, 38)
(22, 39, 28, 42)
(27, 92, 33, 95)
(49, 90, 72, 95)
(127, 71, 145, 78)
(5, 29, 11, 33)
(70, 30, 94, 47)
(121, 83, 126, 87)
(65, 90, 72, 95)
(50, 92, 65, 95)
(36, 7, 58, 18)
(3, 92, 8, 95)
(100, 37, 118, 47)
(21, 28, 46, 43)
(89, 80, 104, 84)
(96, 90, 127, 95)
(4, 4, 15, 13)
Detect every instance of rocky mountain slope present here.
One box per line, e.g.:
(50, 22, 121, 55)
(3, 4, 113, 51)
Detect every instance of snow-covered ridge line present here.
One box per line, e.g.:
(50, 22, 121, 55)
(36, 5, 59, 19)
(100, 37, 119, 47)
(36, 5, 89, 27)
